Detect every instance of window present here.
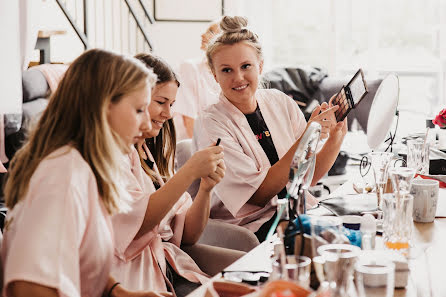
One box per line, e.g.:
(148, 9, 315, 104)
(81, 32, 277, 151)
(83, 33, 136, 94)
(267, 0, 446, 135)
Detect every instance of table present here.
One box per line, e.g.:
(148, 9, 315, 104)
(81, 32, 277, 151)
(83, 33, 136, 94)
(187, 179, 446, 297)
(328, 180, 446, 297)
(187, 236, 277, 297)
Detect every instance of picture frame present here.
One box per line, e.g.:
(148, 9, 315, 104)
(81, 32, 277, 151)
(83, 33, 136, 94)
(153, 0, 224, 22)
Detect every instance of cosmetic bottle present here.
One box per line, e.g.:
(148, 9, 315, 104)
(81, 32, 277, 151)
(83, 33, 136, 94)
(360, 214, 376, 250)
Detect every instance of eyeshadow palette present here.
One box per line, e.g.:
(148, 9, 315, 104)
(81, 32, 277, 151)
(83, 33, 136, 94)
(332, 69, 368, 122)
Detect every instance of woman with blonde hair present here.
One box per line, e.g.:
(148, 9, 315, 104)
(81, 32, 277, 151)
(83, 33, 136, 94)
(2, 49, 163, 297)
(173, 21, 222, 140)
(193, 16, 347, 242)
(111, 53, 231, 297)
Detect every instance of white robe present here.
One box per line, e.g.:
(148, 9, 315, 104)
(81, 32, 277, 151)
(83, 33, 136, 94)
(173, 58, 220, 141)
(193, 89, 307, 232)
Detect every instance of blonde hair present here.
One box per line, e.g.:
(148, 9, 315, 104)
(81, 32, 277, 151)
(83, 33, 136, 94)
(5, 49, 157, 214)
(201, 20, 221, 51)
(135, 53, 178, 184)
(206, 16, 263, 71)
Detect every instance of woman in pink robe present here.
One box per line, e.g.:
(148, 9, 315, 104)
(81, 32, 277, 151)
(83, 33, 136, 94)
(193, 16, 348, 242)
(1, 49, 162, 297)
(111, 54, 226, 297)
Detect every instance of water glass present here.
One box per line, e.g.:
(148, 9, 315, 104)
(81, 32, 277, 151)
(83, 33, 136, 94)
(368, 152, 394, 209)
(317, 244, 361, 297)
(382, 194, 414, 254)
(310, 216, 343, 257)
(388, 167, 416, 197)
(270, 255, 312, 288)
(406, 139, 429, 174)
(354, 254, 395, 297)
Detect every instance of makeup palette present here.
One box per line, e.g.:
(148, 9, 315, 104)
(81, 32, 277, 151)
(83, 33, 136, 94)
(332, 69, 368, 122)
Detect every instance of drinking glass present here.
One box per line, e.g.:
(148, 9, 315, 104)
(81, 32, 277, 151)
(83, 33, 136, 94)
(317, 244, 361, 297)
(406, 139, 429, 175)
(354, 254, 395, 297)
(368, 152, 394, 209)
(288, 255, 312, 287)
(310, 216, 343, 258)
(382, 194, 414, 255)
(270, 255, 312, 288)
(388, 167, 416, 197)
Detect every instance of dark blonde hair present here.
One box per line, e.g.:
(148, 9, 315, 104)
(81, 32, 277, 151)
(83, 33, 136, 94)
(206, 16, 263, 71)
(135, 53, 179, 183)
(5, 49, 156, 214)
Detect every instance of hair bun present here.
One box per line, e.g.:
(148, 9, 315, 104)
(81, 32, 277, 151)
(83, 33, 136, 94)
(219, 16, 249, 34)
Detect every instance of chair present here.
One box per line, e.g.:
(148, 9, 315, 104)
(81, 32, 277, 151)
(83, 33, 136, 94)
(175, 139, 194, 172)
(197, 220, 259, 252)
(182, 243, 245, 276)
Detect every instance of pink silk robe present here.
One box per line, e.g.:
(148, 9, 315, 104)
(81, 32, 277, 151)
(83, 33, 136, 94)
(193, 89, 308, 232)
(2, 146, 114, 297)
(111, 146, 208, 293)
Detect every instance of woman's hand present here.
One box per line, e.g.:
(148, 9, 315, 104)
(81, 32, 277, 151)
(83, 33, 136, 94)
(327, 117, 348, 144)
(307, 103, 338, 140)
(184, 144, 224, 180)
(200, 159, 226, 192)
(327, 95, 348, 144)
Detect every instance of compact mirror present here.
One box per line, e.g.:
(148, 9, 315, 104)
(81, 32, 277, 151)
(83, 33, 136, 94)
(367, 74, 400, 150)
(288, 122, 321, 197)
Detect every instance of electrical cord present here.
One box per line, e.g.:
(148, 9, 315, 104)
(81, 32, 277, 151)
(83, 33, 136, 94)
(385, 109, 400, 153)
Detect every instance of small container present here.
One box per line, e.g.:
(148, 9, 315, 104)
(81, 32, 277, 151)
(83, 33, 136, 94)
(360, 214, 376, 250)
(341, 215, 362, 230)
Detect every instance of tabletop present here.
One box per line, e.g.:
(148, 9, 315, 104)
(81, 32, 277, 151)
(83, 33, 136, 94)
(187, 178, 446, 297)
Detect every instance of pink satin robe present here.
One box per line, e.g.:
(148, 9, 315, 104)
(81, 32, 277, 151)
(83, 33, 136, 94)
(111, 146, 208, 293)
(193, 89, 308, 232)
(2, 146, 114, 297)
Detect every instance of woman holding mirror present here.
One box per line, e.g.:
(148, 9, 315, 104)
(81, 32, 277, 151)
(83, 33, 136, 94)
(193, 16, 348, 242)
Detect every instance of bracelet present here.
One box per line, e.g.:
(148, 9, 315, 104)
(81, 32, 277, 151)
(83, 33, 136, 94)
(107, 282, 121, 297)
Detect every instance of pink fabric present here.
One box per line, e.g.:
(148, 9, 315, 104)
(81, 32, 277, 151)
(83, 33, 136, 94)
(2, 146, 113, 297)
(33, 64, 69, 92)
(173, 58, 220, 140)
(111, 146, 208, 293)
(193, 89, 307, 232)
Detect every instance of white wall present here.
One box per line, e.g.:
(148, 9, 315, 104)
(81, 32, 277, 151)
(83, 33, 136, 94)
(147, 0, 244, 68)
(33, 0, 245, 69)
(31, 0, 84, 63)
(148, 22, 209, 68)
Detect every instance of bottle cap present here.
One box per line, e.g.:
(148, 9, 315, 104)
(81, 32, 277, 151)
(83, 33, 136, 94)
(360, 214, 376, 233)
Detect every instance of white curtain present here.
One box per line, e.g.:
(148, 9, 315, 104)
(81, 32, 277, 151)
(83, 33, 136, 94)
(0, 0, 39, 164)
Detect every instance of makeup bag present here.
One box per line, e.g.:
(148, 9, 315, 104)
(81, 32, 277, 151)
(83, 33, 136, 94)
(317, 195, 378, 217)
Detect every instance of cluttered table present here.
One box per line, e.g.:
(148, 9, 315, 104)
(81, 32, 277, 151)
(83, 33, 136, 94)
(321, 180, 446, 297)
(187, 178, 446, 297)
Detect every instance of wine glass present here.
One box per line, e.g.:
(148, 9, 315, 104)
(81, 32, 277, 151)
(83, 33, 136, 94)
(388, 167, 416, 198)
(367, 152, 394, 209)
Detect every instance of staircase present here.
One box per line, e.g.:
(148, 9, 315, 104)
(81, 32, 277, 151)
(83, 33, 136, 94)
(52, 0, 154, 56)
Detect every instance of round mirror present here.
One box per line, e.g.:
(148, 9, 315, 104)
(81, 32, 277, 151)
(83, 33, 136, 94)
(367, 74, 400, 150)
(288, 122, 321, 196)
